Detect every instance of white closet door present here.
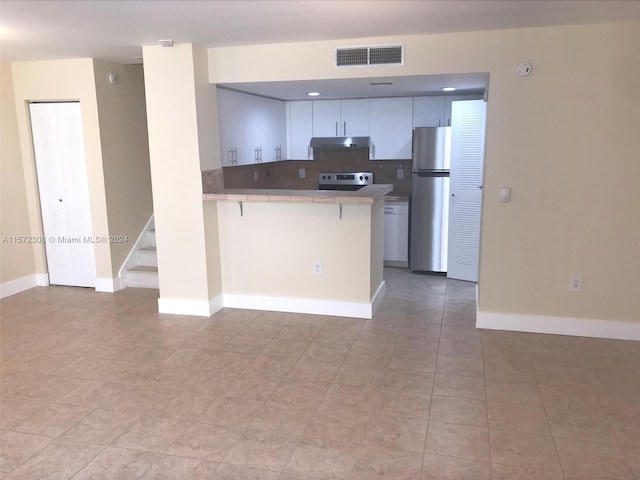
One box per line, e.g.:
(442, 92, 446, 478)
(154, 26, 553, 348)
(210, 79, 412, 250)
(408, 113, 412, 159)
(30, 102, 96, 287)
(447, 100, 486, 282)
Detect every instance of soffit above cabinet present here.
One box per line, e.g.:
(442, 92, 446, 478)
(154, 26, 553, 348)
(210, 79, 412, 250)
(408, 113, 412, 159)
(217, 72, 488, 101)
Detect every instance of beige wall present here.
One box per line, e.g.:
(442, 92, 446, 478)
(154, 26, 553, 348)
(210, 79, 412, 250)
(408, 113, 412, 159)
(11, 59, 113, 280)
(143, 43, 221, 312)
(217, 201, 375, 303)
(209, 21, 640, 324)
(0, 61, 36, 283)
(93, 60, 153, 273)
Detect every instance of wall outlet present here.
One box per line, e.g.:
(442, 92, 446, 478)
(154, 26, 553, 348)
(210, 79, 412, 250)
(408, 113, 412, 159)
(569, 274, 583, 292)
(299, 168, 306, 179)
(397, 168, 404, 179)
(313, 261, 323, 276)
(253, 170, 258, 182)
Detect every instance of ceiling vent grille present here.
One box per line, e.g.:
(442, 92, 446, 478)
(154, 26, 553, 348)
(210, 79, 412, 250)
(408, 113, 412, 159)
(336, 44, 404, 68)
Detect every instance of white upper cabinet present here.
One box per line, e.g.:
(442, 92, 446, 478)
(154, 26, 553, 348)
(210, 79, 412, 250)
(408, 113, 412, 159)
(340, 99, 370, 137)
(217, 87, 286, 166)
(287, 101, 313, 160)
(413, 96, 446, 127)
(369, 97, 413, 160)
(312, 99, 370, 137)
(217, 88, 246, 166)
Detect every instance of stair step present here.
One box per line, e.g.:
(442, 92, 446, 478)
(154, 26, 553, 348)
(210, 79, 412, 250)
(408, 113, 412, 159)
(128, 265, 158, 274)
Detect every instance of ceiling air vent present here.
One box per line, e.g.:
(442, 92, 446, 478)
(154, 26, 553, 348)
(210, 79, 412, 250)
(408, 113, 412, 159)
(336, 44, 404, 68)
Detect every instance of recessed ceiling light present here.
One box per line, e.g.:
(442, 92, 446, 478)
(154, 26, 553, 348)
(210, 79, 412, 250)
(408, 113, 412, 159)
(307, 92, 320, 97)
(441, 87, 457, 92)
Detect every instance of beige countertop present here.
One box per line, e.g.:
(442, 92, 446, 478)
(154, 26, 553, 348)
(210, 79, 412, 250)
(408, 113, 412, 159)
(203, 184, 393, 205)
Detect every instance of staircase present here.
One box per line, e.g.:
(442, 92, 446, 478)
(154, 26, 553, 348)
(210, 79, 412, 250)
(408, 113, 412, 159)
(123, 222, 159, 289)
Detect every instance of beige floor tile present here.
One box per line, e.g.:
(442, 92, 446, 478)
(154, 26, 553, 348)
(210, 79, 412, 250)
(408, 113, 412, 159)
(244, 354, 298, 378)
(421, 453, 491, 480)
(72, 446, 160, 480)
(382, 369, 434, 394)
(161, 347, 212, 369)
(333, 363, 387, 387)
(424, 421, 490, 461)
(12, 375, 84, 403)
(433, 373, 486, 400)
(250, 401, 317, 436)
(179, 369, 236, 396)
(1, 372, 47, 398)
(119, 345, 177, 366)
(303, 406, 369, 443)
(223, 428, 299, 471)
(491, 464, 564, 480)
(485, 378, 542, 406)
(487, 402, 550, 435)
(285, 437, 356, 479)
(276, 324, 322, 342)
(372, 386, 430, 420)
(489, 430, 561, 472)
(318, 383, 378, 414)
(62, 409, 138, 445)
(182, 331, 235, 352)
(111, 415, 190, 453)
(11, 353, 77, 375)
(606, 414, 640, 449)
(221, 336, 272, 355)
(14, 403, 91, 438)
(11, 438, 104, 480)
(343, 344, 392, 369)
(350, 445, 423, 480)
(55, 380, 124, 409)
(314, 325, 361, 346)
(532, 364, 588, 386)
(199, 396, 265, 427)
(546, 408, 616, 444)
(300, 342, 350, 363)
(286, 359, 340, 383)
(0, 397, 47, 432)
(215, 463, 281, 479)
(224, 374, 282, 400)
(484, 354, 535, 382)
(270, 379, 329, 408)
(537, 383, 601, 413)
(139, 454, 219, 479)
(261, 339, 310, 359)
(166, 422, 242, 462)
(0, 431, 53, 473)
(436, 354, 484, 377)
(364, 412, 428, 452)
(554, 437, 635, 479)
(430, 395, 487, 427)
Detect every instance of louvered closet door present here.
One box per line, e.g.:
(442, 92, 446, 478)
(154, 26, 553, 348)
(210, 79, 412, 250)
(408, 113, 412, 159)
(447, 100, 486, 282)
(29, 102, 96, 287)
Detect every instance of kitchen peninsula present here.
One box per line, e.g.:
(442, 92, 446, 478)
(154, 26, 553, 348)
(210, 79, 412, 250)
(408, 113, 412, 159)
(203, 184, 392, 319)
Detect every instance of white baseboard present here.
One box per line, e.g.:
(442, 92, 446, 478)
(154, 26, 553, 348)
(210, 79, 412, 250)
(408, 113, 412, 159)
(223, 288, 383, 319)
(0, 274, 38, 299)
(95, 277, 123, 293)
(36, 273, 49, 286)
(158, 294, 223, 317)
(476, 310, 640, 341)
(371, 280, 386, 316)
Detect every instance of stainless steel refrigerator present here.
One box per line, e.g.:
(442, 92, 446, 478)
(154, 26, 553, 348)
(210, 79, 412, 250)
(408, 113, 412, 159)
(410, 126, 451, 273)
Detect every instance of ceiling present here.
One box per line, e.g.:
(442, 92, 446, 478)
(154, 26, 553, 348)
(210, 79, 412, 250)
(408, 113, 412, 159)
(2, 1, 639, 100)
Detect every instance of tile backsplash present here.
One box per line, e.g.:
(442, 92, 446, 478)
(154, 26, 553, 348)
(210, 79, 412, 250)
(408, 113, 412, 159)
(204, 148, 412, 194)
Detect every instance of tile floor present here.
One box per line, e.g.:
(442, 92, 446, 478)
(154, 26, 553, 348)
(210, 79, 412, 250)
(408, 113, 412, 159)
(1, 268, 639, 479)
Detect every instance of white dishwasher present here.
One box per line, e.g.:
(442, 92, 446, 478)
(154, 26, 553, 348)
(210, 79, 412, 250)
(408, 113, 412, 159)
(383, 198, 409, 267)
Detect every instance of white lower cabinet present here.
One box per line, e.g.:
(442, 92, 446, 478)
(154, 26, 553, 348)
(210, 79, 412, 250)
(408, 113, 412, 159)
(383, 199, 409, 267)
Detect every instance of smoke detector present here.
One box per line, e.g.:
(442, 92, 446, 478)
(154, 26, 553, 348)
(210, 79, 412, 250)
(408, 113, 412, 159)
(159, 39, 174, 48)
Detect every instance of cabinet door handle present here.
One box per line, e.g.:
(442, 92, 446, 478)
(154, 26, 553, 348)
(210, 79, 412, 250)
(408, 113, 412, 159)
(335, 122, 338, 137)
(308, 145, 312, 160)
(233, 148, 237, 164)
(371, 144, 375, 159)
(343, 121, 347, 136)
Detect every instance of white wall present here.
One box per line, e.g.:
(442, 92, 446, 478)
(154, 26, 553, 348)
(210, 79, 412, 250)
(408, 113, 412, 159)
(208, 22, 640, 332)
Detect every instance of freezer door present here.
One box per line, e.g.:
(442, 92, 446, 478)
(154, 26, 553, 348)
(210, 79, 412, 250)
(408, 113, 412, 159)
(412, 127, 451, 171)
(410, 174, 450, 272)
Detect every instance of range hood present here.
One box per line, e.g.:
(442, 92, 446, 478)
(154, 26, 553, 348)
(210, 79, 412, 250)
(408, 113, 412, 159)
(310, 136, 370, 149)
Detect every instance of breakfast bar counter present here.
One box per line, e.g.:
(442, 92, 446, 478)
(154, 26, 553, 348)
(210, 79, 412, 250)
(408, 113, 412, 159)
(202, 184, 393, 204)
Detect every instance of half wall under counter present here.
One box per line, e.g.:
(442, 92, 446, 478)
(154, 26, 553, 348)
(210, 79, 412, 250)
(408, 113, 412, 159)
(203, 184, 392, 319)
